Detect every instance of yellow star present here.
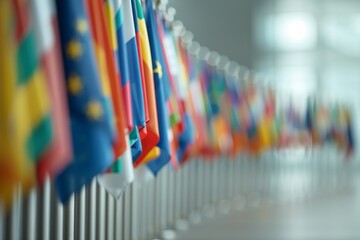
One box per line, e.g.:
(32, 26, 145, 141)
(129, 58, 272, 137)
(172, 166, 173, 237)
(67, 75, 83, 95)
(76, 19, 88, 34)
(66, 40, 82, 59)
(153, 61, 163, 78)
(86, 100, 103, 120)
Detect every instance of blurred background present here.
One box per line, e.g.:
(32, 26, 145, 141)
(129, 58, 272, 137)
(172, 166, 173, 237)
(2, 1, 360, 240)
(168, 0, 360, 239)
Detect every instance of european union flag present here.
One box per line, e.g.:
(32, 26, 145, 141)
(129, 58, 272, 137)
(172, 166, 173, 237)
(145, 0, 171, 175)
(55, 0, 114, 203)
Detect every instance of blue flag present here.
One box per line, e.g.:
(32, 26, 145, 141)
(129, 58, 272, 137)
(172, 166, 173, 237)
(55, 0, 114, 202)
(122, 0, 145, 161)
(145, 0, 171, 174)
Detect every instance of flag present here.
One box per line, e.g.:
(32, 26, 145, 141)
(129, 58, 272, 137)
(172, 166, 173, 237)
(87, 0, 134, 199)
(54, 0, 114, 203)
(145, 0, 171, 174)
(345, 109, 355, 159)
(30, 0, 72, 186)
(123, 0, 147, 161)
(131, 0, 149, 136)
(133, 0, 161, 167)
(0, 0, 53, 208)
(97, 136, 134, 199)
(157, 17, 182, 167)
(86, 0, 127, 159)
(170, 34, 196, 163)
(113, 0, 133, 132)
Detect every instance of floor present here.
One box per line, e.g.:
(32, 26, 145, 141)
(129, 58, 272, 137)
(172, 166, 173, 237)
(175, 188, 360, 240)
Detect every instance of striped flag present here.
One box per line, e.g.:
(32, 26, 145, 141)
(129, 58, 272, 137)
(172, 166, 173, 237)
(133, 0, 161, 167)
(145, 0, 171, 175)
(122, 0, 146, 162)
(113, 0, 133, 132)
(30, 0, 72, 186)
(0, 0, 53, 208)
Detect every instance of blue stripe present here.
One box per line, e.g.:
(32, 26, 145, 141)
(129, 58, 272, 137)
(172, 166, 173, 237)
(126, 37, 146, 127)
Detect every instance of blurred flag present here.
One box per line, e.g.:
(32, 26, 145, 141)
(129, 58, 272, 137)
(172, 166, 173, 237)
(345, 109, 355, 159)
(54, 0, 114, 203)
(114, 0, 133, 132)
(156, 16, 183, 167)
(86, 0, 127, 159)
(123, 0, 147, 161)
(171, 37, 196, 163)
(131, 0, 149, 137)
(133, 0, 161, 167)
(333, 107, 355, 159)
(30, 0, 72, 185)
(0, 0, 53, 209)
(88, 0, 133, 198)
(145, 0, 171, 174)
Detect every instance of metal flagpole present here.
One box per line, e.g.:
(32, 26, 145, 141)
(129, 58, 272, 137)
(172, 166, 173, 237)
(22, 188, 37, 240)
(106, 193, 115, 240)
(50, 182, 63, 240)
(85, 179, 97, 240)
(74, 187, 86, 240)
(114, 195, 123, 240)
(63, 194, 75, 240)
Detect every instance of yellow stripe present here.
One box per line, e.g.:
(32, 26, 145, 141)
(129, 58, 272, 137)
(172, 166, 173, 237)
(14, 69, 50, 152)
(104, 1, 118, 51)
(143, 147, 161, 163)
(95, 45, 112, 97)
(138, 18, 153, 70)
(0, 1, 46, 207)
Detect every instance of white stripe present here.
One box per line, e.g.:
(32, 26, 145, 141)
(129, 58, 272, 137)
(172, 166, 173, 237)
(30, 0, 54, 52)
(113, 0, 122, 14)
(122, 0, 136, 42)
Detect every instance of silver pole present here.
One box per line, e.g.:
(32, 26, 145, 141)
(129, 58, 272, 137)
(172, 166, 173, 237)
(96, 183, 106, 240)
(131, 180, 138, 240)
(123, 183, 132, 240)
(74, 186, 86, 240)
(86, 179, 97, 240)
(63, 194, 75, 240)
(106, 193, 115, 240)
(114, 195, 123, 240)
(50, 182, 63, 240)
(160, 167, 168, 230)
(146, 179, 154, 238)
(22, 187, 37, 240)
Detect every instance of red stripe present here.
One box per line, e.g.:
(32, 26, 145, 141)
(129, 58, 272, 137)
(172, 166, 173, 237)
(36, 17, 73, 185)
(12, 0, 31, 42)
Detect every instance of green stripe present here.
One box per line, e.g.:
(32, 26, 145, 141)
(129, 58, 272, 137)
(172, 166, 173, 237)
(26, 114, 52, 162)
(129, 128, 140, 146)
(135, 0, 144, 19)
(115, 9, 123, 29)
(170, 113, 180, 127)
(17, 28, 39, 85)
(111, 158, 123, 173)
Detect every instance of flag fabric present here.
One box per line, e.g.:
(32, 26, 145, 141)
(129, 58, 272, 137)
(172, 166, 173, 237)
(0, 0, 53, 208)
(122, 0, 146, 129)
(133, 0, 161, 167)
(131, 0, 149, 135)
(1, 0, 357, 208)
(123, 0, 147, 162)
(145, 0, 171, 175)
(86, 0, 127, 160)
(30, 0, 72, 186)
(87, 0, 134, 199)
(113, 0, 133, 132)
(54, 0, 114, 203)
